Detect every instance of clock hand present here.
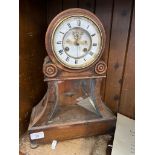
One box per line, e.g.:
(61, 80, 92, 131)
(76, 41, 79, 58)
(78, 40, 88, 45)
(66, 39, 75, 45)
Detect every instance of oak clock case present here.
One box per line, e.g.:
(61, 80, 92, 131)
(28, 8, 116, 144)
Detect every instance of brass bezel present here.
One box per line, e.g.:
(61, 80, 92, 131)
(51, 15, 103, 69)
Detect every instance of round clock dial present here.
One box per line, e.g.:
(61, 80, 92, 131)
(52, 16, 102, 69)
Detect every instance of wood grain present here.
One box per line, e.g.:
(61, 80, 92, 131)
(19, 0, 47, 136)
(95, 0, 114, 99)
(119, 7, 135, 119)
(29, 43, 114, 143)
(104, 0, 133, 113)
(95, 0, 114, 63)
(63, 0, 78, 10)
(29, 119, 116, 143)
(78, 0, 95, 13)
(46, 0, 62, 25)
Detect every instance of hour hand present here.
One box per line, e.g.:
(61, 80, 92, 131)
(66, 39, 75, 45)
(78, 40, 88, 45)
(66, 39, 79, 46)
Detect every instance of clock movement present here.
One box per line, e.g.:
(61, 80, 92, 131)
(28, 8, 116, 144)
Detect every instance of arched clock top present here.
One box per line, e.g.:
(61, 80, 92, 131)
(45, 8, 106, 73)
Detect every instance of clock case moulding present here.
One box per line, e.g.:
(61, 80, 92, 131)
(28, 8, 116, 144)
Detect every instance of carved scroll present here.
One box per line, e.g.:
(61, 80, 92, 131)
(95, 61, 107, 75)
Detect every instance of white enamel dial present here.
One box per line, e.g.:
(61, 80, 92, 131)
(52, 16, 102, 69)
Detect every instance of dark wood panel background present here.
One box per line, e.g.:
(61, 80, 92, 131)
(19, 0, 47, 136)
(20, 0, 135, 136)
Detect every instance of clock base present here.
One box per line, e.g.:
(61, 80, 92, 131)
(28, 105, 116, 143)
(28, 78, 116, 143)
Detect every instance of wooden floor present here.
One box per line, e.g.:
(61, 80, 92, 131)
(20, 134, 112, 155)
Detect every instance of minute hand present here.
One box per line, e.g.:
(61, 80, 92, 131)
(78, 40, 87, 45)
(76, 41, 79, 58)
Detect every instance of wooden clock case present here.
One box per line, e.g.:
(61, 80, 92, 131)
(28, 8, 116, 144)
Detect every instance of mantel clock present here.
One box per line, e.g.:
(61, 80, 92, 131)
(28, 8, 116, 144)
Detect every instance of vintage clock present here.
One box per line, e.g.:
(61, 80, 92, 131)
(28, 8, 116, 144)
